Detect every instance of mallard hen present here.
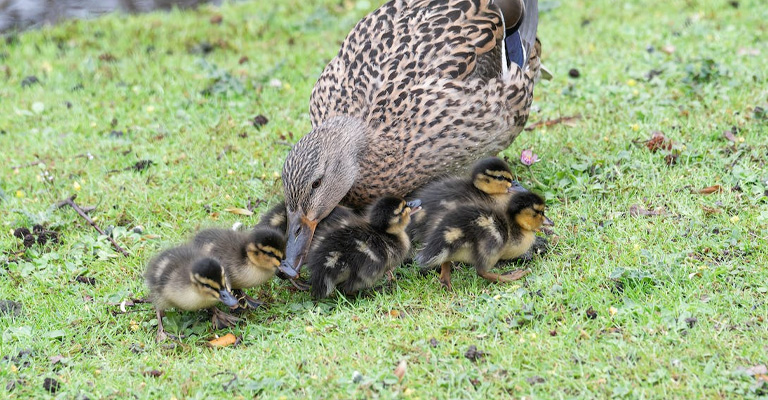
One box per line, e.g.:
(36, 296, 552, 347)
(280, 0, 542, 275)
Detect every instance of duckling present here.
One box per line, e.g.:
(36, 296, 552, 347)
(192, 227, 285, 309)
(415, 191, 553, 290)
(256, 201, 363, 289)
(307, 197, 421, 299)
(144, 246, 239, 342)
(409, 157, 525, 243)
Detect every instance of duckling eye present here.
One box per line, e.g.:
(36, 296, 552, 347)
(311, 178, 322, 190)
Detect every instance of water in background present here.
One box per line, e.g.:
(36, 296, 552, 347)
(1, 0, 223, 33)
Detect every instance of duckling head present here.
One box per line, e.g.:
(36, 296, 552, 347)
(281, 116, 367, 276)
(244, 228, 286, 273)
(190, 258, 238, 308)
(368, 196, 422, 234)
(471, 157, 525, 195)
(507, 191, 554, 231)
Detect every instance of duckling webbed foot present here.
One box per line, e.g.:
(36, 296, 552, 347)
(285, 278, 310, 291)
(477, 269, 530, 283)
(210, 307, 241, 329)
(231, 289, 264, 311)
(154, 309, 186, 343)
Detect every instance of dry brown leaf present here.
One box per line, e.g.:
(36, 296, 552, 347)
(693, 185, 724, 195)
(224, 207, 253, 216)
(629, 204, 665, 217)
(747, 365, 768, 376)
(723, 130, 737, 143)
(701, 205, 722, 215)
(207, 333, 238, 348)
(388, 310, 401, 318)
(394, 360, 407, 382)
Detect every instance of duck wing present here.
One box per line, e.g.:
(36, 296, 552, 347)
(310, 0, 541, 206)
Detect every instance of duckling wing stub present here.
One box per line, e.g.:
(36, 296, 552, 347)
(309, 0, 507, 127)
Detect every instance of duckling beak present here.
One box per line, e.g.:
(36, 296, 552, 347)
(406, 199, 422, 214)
(507, 180, 528, 193)
(219, 289, 238, 308)
(280, 210, 318, 278)
(543, 216, 555, 226)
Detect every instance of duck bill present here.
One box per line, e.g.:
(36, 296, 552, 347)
(219, 289, 238, 307)
(406, 199, 422, 214)
(280, 210, 318, 278)
(507, 181, 527, 193)
(543, 216, 555, 226)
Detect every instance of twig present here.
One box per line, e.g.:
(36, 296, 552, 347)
(524, 114, 581, 131)
(55, 194, 130, 257)
(9, 160, 43, 170)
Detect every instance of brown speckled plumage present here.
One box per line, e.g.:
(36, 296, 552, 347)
(280, 0, 541, 273)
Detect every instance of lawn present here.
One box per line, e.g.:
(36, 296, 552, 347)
(1, 0, 767, 398)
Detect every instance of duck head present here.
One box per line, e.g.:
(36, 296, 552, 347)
(281, 116, 367, 276)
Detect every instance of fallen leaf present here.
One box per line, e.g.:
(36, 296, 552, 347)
(737, 48, 760, 57)
(142, 369, 164, 378)
(253, 115, 269, 128)
(210, 14, 223, 24)
(701, 205, 722, 215)
(75, 275, 96, 285)
(464, 345, 486, 362)
(224, 208, 253, 216)
(661, 44, 676, 54)
(629, 204, 665, 217)
(747, 365, 768, 376)
(394, 360, 407, 382)
(208, 333, 238, 347)
(723, 130, 737, 143)
(49, 355, 66, 365)
(644, 131, 673, 152)
(388, 310, 401, 318)
(693, 185, 724, 195)
(42, 378, 60, 393)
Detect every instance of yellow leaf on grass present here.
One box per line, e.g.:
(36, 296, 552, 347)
(207, 333, 237, 347)
(394, 360, 407, 382)
(224, 207, 253, 216)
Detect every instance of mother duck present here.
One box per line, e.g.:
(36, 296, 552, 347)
(280, 0, 543, 277)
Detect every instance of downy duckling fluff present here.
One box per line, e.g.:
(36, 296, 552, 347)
(415, 191, 553, 290)
(307, 197, 421, 299)
(144, 246, 238, 342)
(256, 201, 363, 289)
(192, 227, 285, 309)
(409, 157, 525, 243)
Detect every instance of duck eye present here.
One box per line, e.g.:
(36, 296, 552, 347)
(311, 178, 322, 189)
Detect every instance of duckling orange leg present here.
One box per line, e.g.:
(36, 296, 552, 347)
(477, 269, 530, 283)
(439, 262, 453, 291)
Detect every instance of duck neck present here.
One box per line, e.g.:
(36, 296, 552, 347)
(314, 115, 368, 185)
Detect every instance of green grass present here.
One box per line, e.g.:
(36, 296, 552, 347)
(1, 0, 767, 398)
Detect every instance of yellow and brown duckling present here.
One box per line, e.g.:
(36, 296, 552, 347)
(192, 227, 286, 309)
(256, 201, 363, 289)
(415, 191, 553, 290)
(307, 196, 421, 299)
(279, 0, 543, 277)
(144, 245, 238, 342)
(409, 157, 525, 243)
